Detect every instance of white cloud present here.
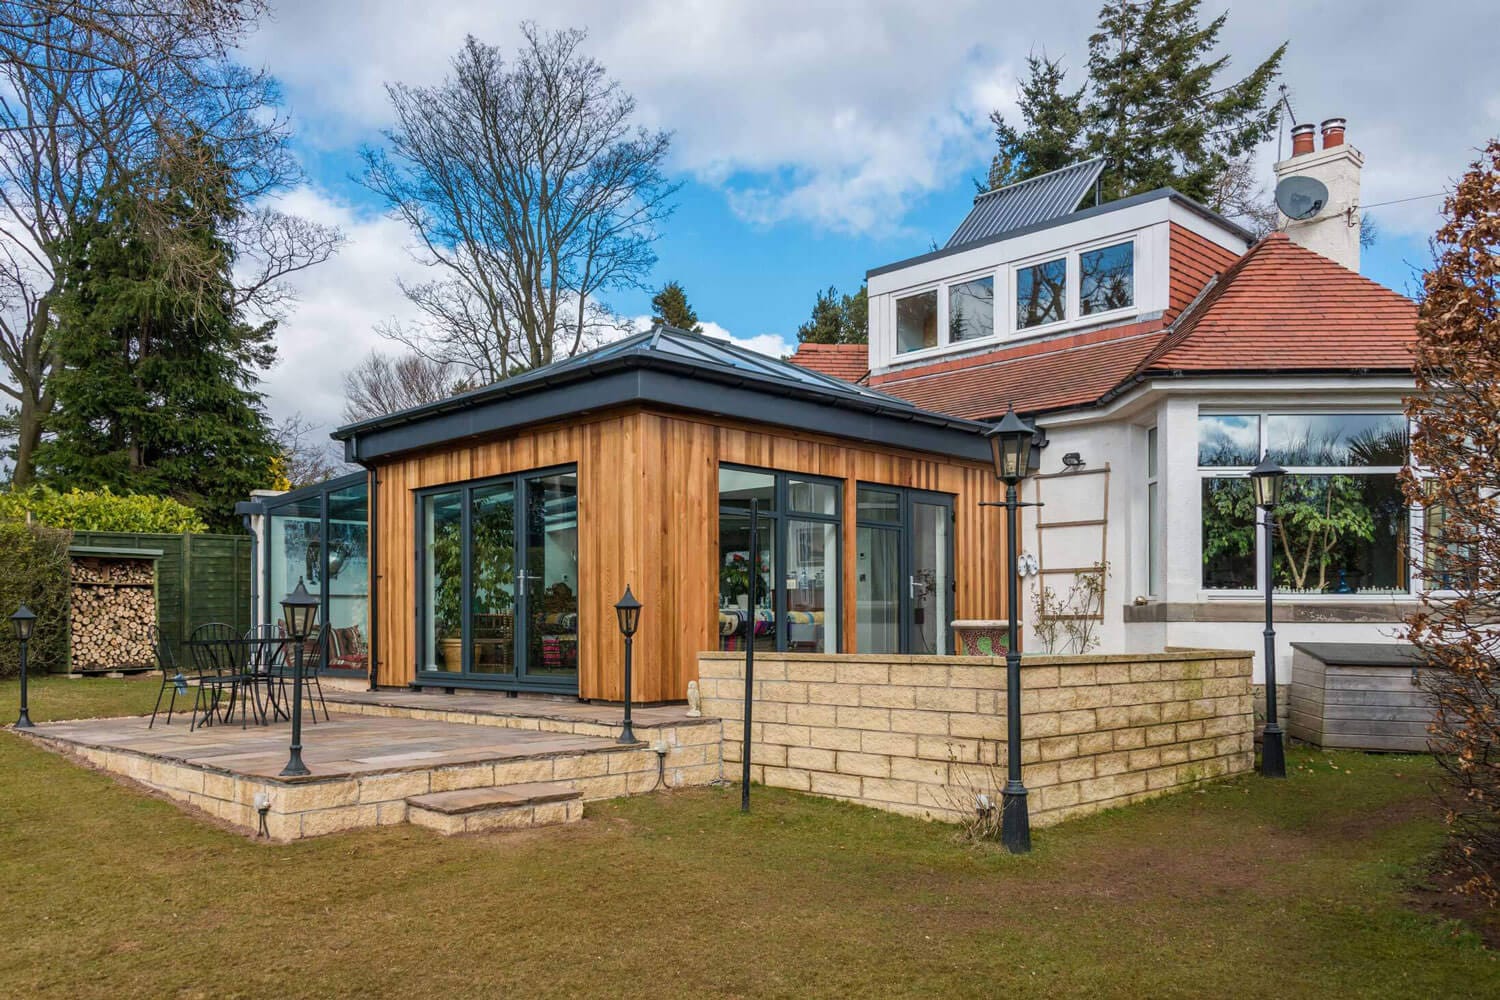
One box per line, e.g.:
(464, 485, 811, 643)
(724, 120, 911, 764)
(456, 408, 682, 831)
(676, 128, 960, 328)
(253, 186, 427, 437)
(627, 314, 794, 358)
(243, 0, 1500, 241)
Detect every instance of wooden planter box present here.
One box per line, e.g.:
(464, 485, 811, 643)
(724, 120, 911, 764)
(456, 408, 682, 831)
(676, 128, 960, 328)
(1287, 643, 1432, 752)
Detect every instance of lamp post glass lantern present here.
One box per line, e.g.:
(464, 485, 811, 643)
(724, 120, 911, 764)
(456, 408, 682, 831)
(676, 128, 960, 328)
(615, 586, 641, 744)
(10, 605, 36, 728)
(279, 578, 319, 777)
(984, 406, 1038, 853)
(1249, 457, 1288, 779)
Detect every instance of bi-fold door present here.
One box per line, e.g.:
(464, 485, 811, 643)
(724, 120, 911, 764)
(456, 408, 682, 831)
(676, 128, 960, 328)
(855, 486, 956, 655)
(415, 467, 580, 693)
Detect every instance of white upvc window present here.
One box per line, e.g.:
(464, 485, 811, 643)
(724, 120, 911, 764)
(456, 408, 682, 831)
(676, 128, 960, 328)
(1146, 426, 1161, 597)
(1196, 410, 1411, 597)
(888, 232, 1142, 359)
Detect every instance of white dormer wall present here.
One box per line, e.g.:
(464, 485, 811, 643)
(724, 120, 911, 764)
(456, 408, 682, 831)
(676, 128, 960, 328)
(867, 196, 1248, 377)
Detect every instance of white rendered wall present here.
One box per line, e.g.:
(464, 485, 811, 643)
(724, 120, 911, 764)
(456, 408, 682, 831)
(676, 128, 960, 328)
(1031, 378, 1417, 684)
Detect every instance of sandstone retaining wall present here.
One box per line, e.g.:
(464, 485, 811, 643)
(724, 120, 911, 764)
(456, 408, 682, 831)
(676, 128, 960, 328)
(698, 649, 1254, 827)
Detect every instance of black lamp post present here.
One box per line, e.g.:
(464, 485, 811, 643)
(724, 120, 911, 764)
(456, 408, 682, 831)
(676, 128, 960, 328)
(279, 578, 319, 777)
(984, 405, 1037, 854)
(1250, 456, 1288, 779)
(10, 605, 36, 728)
(615, 585, 641, 744)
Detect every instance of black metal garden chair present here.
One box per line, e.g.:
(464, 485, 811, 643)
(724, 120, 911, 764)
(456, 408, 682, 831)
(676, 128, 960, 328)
(188, 622, 253, 730)
(243, 623, 289, 722)
(264, 622, 330, 724)
(147, 625, 188, 729)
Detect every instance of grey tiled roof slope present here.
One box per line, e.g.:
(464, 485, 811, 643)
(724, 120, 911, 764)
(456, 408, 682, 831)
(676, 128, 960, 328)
(945, 158, 1106, 249)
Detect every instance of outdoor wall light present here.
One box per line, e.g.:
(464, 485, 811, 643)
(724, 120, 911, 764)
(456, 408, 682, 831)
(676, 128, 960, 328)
(985, 406, 1035, 485)
(279, 578, 321, 778)
(1249, 457, 1288, 509)
(615, 586, 641, 744)
(10, 604, 36, 728)
(980, 405, 1041, 854)
(1248, 456, 1289, 779)
(1061, 452, 1085, 469)
(280, 577, 319, 641)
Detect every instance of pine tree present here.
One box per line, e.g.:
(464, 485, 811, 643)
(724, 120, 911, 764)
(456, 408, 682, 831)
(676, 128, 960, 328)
(36, 137, 280, 530)
(987, 1, 1285, 204)
(796, 284, 868, 344)
(650, 280, 703, 332)
(987, 55, 1087, 190)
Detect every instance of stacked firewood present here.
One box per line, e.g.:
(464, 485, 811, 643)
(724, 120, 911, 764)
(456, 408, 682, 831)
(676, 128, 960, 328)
(70, 558, 156, 671)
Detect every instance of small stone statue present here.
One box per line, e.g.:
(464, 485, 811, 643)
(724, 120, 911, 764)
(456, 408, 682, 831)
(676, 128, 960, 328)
(685, 680, 702, 717)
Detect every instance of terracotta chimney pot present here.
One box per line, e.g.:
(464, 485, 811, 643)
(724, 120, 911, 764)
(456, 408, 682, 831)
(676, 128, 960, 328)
(1320, 117, 1347, 148)
(1291, 123, 1317, 156)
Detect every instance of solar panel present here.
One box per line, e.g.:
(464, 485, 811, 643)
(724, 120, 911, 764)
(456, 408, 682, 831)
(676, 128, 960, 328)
(945, 158, 1106, 249)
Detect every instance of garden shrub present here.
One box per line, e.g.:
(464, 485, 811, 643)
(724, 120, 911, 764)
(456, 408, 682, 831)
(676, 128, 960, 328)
(0, 486, 207, 534)
(0, 519, 72, 677)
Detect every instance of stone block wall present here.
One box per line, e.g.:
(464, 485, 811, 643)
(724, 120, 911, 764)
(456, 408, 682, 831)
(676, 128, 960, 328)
(698, 649, 1254, 827)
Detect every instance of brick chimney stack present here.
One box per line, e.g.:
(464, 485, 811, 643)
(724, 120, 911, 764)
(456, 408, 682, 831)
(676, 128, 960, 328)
(1273, 116, 1363, 272)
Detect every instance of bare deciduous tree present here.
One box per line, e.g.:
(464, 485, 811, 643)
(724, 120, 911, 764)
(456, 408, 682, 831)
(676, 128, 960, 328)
(1402, 139, 1500, 903)
(272, 412, 350, 489)
(341, 350, 472, 424)
(0, 0, 342, 484)
(1208, 154, 1278, 238)
(359, 25, 676, 383)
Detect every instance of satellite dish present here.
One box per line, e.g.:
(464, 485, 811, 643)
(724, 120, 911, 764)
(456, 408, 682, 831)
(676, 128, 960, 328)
(1274, 175, 1329, 221)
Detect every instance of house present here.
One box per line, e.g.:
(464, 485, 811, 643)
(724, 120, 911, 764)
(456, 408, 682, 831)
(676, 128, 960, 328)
(797, 117, 1419, 691)
(324, 332, 1013, 701)
(249, 117, 1417, 706)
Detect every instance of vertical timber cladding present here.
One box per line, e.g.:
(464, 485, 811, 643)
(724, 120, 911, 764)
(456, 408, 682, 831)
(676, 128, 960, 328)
(371, 405, 1006, 702)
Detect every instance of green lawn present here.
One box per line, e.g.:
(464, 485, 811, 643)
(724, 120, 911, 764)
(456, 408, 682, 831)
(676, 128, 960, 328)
(1, 677, 1496, 998)
(1, 674, 167, 724)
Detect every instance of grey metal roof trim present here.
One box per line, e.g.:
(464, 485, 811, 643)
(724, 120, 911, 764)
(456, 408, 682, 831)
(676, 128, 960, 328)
(334, 327, 995, 464)
(868, 188, 1255, 280)
(946, 158, 1105, 249)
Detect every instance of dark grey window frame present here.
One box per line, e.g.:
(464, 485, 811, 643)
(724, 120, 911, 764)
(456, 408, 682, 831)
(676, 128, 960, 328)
(855, 484, 956, 654)
(262, 471, 369, 677)
(413, 462, 579, 694)
(718, 463, 844, 653)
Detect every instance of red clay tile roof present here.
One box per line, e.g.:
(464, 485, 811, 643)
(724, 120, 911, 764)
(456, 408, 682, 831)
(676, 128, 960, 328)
(1135, 232, 1418, 375)
(787, 342, 869, 383)
(869, 322, 1167, 421)
(872, 233, 1416, 420)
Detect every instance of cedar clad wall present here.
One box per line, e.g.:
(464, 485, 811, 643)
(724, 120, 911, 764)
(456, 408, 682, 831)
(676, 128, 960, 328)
(370, 406, 1006, 702)
(1168, 222, 1242, 320)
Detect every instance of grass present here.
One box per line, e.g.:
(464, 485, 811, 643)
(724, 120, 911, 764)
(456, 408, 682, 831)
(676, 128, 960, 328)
(1, 678, 1497, 998)
(1, 674, 168, 724)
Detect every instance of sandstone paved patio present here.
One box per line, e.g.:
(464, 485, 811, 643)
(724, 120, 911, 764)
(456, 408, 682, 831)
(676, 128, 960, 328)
(28, 712, 626, 781)
(20, 705, 725, 840)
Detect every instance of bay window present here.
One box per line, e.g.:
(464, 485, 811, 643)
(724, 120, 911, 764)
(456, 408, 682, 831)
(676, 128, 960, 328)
(1199, 412, 1410, 594)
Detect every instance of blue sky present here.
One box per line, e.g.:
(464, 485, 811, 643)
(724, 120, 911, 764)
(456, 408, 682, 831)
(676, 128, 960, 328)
(240, 1, 1497, 436)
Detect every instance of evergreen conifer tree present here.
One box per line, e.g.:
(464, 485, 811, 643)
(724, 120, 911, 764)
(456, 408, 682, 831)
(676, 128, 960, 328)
(37, 136, 280, 530)
(987, 1, 1285, 205)
(650, 281, 703, 332)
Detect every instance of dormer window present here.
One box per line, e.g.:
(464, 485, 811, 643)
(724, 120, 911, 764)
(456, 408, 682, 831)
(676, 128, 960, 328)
(948, 276, 994, 342)
(1080, 241, 1134, 314)
(1016, 257, 1066, 329)
(895, 290, 938, 353)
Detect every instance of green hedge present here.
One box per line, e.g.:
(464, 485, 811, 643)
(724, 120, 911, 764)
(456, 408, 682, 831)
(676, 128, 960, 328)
(0, 486, 207, 534)
(0, 519, 71, 678)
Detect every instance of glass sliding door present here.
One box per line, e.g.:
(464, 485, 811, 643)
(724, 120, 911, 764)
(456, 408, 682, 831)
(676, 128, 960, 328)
(416, 466, 578, 692)
(855, 486, 955, 655)
(468, 483, 516, 677)
(716, 465, 840, 653)
(522, 471, 579, 688)
(421, 490, 465, 673)
(909, 498, 951, 654)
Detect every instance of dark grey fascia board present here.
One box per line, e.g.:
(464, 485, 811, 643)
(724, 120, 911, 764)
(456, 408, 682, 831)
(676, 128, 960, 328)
(866, 188, 1255, 280)
(342, 367, 993, 465)
(252, 470, 369, 513)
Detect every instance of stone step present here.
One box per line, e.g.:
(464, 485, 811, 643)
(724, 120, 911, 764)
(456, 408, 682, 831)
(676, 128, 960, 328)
(406, 781, 584, 835)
